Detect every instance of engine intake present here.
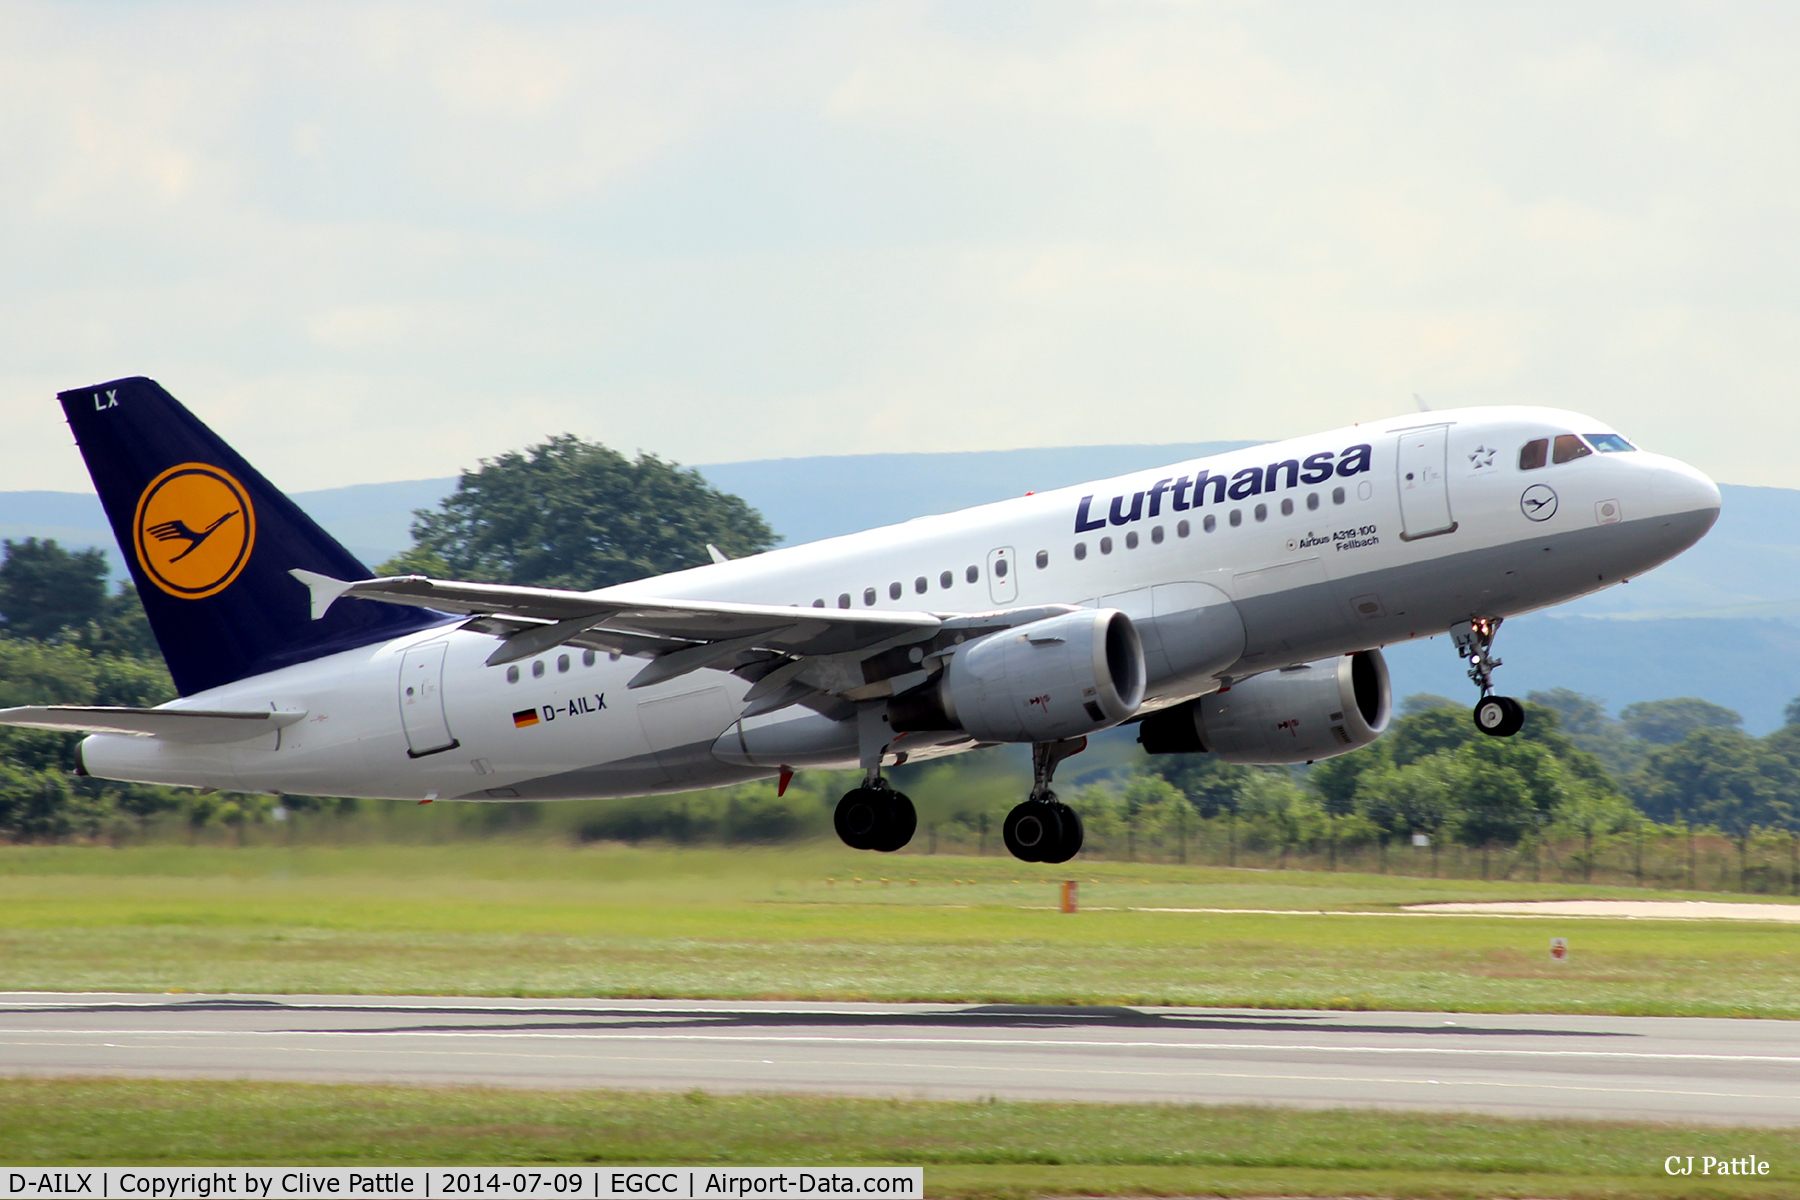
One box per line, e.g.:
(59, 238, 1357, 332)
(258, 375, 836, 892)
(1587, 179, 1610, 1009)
(890, 608, 1145, 743)
(1138, 648, 1391, 764)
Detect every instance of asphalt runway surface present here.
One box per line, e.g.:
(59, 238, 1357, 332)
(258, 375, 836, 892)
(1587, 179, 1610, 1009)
(3, 993, 1797, 1125)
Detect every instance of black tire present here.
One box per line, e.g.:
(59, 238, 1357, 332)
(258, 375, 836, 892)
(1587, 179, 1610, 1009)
(1003, 801, 1063, 862)
(871, 790, 917, 853)
(1038, 802, 1084, 864)
(834, 788, 884, 850)
(1473, 695, 1525, 738)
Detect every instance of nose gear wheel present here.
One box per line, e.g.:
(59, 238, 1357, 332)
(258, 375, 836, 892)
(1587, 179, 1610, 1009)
(1452, 616, 1525, 739)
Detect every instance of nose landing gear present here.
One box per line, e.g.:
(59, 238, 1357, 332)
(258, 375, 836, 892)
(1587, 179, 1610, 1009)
(1003, 738, 1087, 863)
(1453, 617, 1524, 738)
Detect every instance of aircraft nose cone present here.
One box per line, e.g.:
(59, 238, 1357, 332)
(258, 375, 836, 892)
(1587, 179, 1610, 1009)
(1664, 458, 1722, 523)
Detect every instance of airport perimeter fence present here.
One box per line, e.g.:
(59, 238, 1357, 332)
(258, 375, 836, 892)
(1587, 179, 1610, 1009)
(918, 818, 1800, 895)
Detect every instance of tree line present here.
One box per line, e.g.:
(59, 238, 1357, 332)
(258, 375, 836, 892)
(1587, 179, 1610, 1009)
(0, 434, 1795, 887)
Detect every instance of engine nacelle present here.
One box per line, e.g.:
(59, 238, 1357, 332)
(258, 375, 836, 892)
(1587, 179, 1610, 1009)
(890, 608, 1146, 743)
(1138, 649, 1391, 764)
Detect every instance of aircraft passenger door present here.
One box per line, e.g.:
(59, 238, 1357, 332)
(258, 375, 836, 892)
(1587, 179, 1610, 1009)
(987, 547, 1017, 604)
(398, 641, 459, 757)
(1396, 426, 1458, 541)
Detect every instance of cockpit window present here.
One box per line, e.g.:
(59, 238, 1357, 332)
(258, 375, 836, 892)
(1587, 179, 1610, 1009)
(1586, 433, 1635, 453)
(1519, 438, 1548, 470)
(1552, 434, 1593, 464)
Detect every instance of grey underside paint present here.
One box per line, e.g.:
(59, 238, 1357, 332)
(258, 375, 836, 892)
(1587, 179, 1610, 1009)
(472, 508, 1715, 801)
(1228, 508, 1719, 671)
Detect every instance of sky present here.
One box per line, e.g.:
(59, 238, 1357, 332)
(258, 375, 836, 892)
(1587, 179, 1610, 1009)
(3, 1, 1798, 492)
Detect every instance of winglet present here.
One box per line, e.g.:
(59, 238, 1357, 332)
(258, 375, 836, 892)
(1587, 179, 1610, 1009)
(289, 569, 357, 620)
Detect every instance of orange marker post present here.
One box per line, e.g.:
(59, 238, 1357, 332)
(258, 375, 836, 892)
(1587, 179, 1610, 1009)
(1060, 880, 1078, 913)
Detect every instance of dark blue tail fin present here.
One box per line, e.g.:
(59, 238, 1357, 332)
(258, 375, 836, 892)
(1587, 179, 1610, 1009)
(59, 376, 446, 696)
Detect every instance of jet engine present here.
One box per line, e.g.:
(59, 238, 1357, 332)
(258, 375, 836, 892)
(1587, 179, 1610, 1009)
(1137, 649, 1391, 764)
(890, 608, 1146, 743)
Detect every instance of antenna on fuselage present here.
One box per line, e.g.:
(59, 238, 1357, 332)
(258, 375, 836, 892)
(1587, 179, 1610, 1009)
(1414, 393, 1432, 412)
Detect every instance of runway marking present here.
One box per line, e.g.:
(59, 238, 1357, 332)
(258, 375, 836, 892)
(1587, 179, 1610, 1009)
(4, 1041, 1790, 1105)
(1, 1028, 1797, 1065)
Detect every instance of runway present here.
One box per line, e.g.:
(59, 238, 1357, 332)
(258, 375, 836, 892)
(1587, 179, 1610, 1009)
(2, 993, 1797, 1125)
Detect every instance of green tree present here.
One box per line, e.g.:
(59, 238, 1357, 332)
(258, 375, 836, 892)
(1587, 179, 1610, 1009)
(411, 435, 778, 589)
(1629, 727, 1797, 835)
(0, 538, 108, 641)
(1527, 687, 1642, 776)
(74, 584, 162, 660)
(1307, 740, 1389, 816)
(1144, 753, 1254, 817)
(1400, 693, 1459, 715)
(373, 547, 452, 578)
(1386, 706, 1476, 766)
(1619, 697, 1742, 745)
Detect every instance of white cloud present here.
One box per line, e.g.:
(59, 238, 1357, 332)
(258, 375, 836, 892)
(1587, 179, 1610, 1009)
(0, 0, 1797, 489)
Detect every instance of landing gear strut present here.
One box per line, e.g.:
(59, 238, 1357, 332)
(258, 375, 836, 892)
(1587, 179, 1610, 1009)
(1452, 617, 1524, 738)
(1003, 738, 1086, 864)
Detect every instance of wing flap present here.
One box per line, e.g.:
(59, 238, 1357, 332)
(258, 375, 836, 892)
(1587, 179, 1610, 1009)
(0, 706, 307, 744)
(297, 571, 941, 658)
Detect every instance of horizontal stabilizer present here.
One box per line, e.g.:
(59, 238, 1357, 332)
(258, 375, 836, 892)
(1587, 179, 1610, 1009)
(0, 705, 306, 744)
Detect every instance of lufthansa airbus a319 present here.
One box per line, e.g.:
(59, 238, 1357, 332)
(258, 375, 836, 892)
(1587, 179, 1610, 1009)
(0, 379, 1720, 863)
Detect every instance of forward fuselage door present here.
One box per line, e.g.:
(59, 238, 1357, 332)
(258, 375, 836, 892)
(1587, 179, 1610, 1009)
(398, 641, 459, 757)
(987, 546, 1018, 604)
(1396, 426, 1457, 541)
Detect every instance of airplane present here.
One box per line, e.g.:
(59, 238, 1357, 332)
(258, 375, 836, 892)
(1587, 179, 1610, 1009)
(0, 378, 1720, 863)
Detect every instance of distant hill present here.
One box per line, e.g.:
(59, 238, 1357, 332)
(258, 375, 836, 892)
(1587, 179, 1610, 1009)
(3, 445, 1797, 732)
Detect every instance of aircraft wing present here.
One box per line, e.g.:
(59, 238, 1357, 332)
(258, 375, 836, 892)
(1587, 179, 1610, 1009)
(292, 569, 1075, 714)
(0, 705, 306, 744)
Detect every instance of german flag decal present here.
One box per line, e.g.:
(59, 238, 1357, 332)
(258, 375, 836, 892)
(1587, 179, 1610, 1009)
(512, 708, 540, 729)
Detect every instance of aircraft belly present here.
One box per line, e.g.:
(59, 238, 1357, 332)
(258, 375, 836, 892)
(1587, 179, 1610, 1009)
(1226, 509, 1717, 669)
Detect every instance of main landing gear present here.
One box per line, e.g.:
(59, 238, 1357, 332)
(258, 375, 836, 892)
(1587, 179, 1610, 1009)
(834, 779, 917, 853)
(835, 703, 917, 853)
(1453, 617, 1524, 738)
(1002, 738, 1087, 864)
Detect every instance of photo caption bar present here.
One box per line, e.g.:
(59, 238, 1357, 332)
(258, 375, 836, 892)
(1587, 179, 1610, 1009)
(2, 1170, 923, 1200)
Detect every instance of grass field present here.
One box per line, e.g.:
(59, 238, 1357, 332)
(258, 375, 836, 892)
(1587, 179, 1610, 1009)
(2, 843, 1798, 1016)
(1, 1078, 1796, 1199)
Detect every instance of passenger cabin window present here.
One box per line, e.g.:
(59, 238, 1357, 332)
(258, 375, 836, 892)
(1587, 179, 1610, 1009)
(1201, 515, 1213, 533)
(994, 558, 1008, 577)
(1552, 434, 1592, 464)
(1125, 531, 1138, 549)
(966, 564, 979, 583)
(939, 571, 953, 589)
(557, 654, 570, 673)
(1035, 550, 1048, 568)
(1229, 510, 1242, 527)
(889, 582, 902, 600)
(1519, 438, 1549, 470)
(812, 599, 825, 607)
(838, 593, 851, 608)
(506, 665, 520, 683)
(1100, 537, 1113, 554)
(914, 576, 927, 594)
(1151, 525, 1164, 544)
(1074, 542, 1087, 560)
(1587, 433, 1635, 453)
(582, 650, 596, 667)
(863, 587, 876, 606)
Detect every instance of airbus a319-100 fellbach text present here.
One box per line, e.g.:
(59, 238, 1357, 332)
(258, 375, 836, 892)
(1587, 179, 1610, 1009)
(0, 379, 1720, 863)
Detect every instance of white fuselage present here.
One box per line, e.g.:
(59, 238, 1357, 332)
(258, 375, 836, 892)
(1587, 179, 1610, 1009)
(82, 406, 1721, 801)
